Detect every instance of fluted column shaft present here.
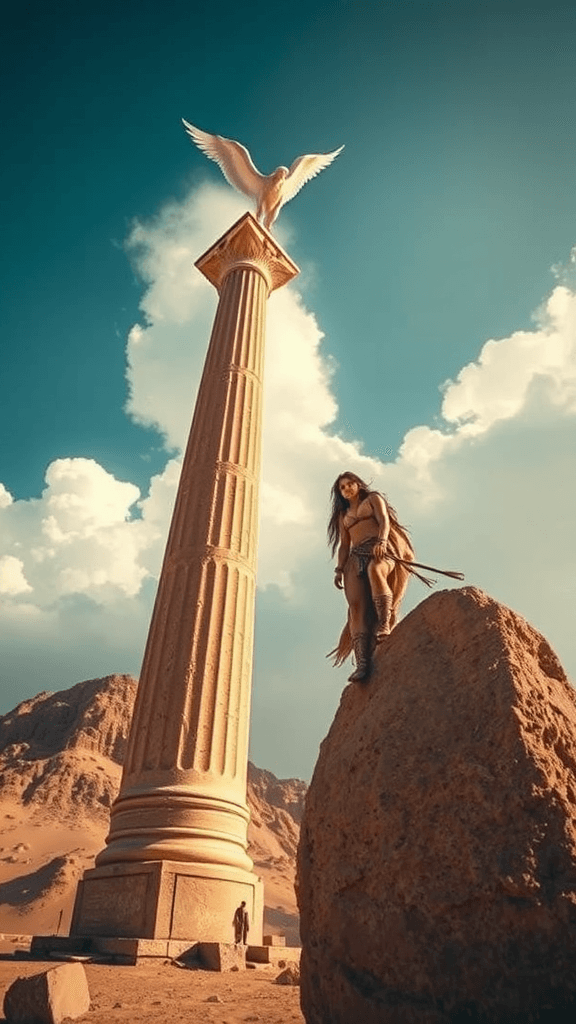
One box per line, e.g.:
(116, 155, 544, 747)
(124, 263, 266, 785)
(97, 214, 298, 877)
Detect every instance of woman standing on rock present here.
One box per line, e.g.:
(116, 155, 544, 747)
(328, 472, 414, 682)
(328, 472, 463, 682)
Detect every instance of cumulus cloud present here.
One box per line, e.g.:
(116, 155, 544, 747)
(0, 484, 12, 510)
(374, 280, 576, 682)
(365, 282, 576, 525)
(1, 180, 575, 777)
(440, 285, 576, 432)
(0, 555, 32, 595)
(125, 186, 247, 449)
(0, 458, 150, 606)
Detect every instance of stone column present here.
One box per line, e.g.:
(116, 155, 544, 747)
(71, 213, 299, 947)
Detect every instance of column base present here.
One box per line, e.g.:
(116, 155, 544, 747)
(30, 936, 248, 969)
(69, 859, 263, 945)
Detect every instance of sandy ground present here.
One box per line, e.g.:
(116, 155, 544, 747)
(0, 801, 103, 937)
(0, 955, 305, 1024)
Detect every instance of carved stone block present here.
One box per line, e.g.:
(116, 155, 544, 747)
(4, 963, 90, 1024)
(197, 942, 245, 972)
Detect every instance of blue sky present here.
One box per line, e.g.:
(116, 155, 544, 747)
(2, 0, 576, 779)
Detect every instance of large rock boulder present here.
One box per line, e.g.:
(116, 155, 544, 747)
(297, 587, 576, 1024)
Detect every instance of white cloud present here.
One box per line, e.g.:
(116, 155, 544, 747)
(0, 458, 151, 605)
(440, 285, 576, 433)
(0, 555, 32, 595)
(0, 180, 575, 777)
(369, 281, 576, 686)
(42, 458, 140, 535)
(124, 186, 248, 450)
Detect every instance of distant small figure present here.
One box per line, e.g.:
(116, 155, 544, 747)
(328, 471, 464, 682)
(182, 121, 343, 231)
(233, 900, 250, 944)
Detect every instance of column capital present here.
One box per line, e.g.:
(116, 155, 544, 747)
(195, 212, 299, 293)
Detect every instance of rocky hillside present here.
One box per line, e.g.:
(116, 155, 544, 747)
(0, 675, 305, 944)
(0, 675, 134, 823)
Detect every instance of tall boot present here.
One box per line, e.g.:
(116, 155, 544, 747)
(373, 594, 393, 642)
(348, 633, 370, 682)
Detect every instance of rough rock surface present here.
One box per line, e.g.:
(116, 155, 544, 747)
(4, 962, 90, 1023)
(297, 587, 576, 1024)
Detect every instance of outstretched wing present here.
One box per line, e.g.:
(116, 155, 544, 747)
(182, 121, 265, 199)
(282, 146, 344, 204)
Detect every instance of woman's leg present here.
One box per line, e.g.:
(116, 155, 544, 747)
(343, 563, 372, 680)
(389, 564, 410, 628)
(367, 558, 394, 599)
(343, 563, 372, 635)
(368, 558, 395, 640)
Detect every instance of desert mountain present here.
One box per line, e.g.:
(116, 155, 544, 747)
(0, 675, 305, 945)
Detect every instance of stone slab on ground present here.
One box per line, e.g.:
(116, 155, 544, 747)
(31, 936, 94, 958)
(31, 934, 199, 965)
(247, 944, 300, 964)
(3, 962, 90, 1024)
(197, 942, 245, 971)
(263, 934, 286, 946)
(32, 934, 298, 970)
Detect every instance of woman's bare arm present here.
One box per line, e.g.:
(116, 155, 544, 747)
(369, 493, 390, 560)
(334, 516, 350, 589)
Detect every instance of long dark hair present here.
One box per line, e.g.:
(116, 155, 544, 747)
(327, 471, 405, 557)
(327, 472, 372, 556)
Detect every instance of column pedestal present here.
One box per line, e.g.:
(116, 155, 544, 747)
(71, 860, 263, 943)
(68, 213, 299, 948)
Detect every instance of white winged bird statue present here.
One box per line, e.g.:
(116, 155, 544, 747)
(182, 121, 344, 231)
